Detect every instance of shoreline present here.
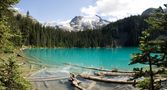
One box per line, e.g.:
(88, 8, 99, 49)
(17, 48, 167, 90)
(22, 46, 138, 50)
(15, 50, 167, 90)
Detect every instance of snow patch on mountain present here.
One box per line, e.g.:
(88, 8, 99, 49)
(44, 15, 110, 31)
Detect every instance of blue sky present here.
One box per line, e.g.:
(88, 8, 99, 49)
(16, 0, 167, 22)
(16, 0, 94, 22)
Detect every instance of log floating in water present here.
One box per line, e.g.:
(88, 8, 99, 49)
(43, 81, 49, 88)
(64, 63, 114, 72)
(64, 63, 136, 73)
(95, 72, 135, 76)
(79, 74, 135, 84)
(155, 78, 167, 83)
(71, 80, 85, 90)
(28, 77, 68, 82)
(69, 73, 85, 90)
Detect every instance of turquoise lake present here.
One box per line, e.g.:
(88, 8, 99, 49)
(23, 47, 143, 70)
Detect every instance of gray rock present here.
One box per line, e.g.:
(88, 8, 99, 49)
(142, 8, 157, 16)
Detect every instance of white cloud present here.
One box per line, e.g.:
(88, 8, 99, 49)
(81, 0, 167, 21)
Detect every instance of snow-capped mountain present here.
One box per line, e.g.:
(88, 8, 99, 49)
(44, 15, 110, 31)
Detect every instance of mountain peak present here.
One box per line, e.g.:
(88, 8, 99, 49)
(45, 15, 110, 31)
(69, 15, 110, 31)
(70, 16, 83, 26)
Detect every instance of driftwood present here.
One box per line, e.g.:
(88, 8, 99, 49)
(69, 73, 85, 90)
(155, 78, 167, 83)
(64, 63, 112, 72)
(79, 74, 135, 84)
(64, 63, 137, 73)
(28, 77, 68, 82)
(95, 72, 135, 76)
(43, 81, 49, 88)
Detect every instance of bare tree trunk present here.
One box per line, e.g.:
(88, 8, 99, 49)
(148, 55, 154, 90)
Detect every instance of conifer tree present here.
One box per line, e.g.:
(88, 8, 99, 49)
(130, 5, 167, 90)
(0, 0, 30, 89)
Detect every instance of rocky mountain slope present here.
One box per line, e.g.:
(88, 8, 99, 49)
(44, 15, 110, 31)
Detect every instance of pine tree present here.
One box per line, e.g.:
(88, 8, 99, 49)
(130, 6, 167, 90)
(0, 0, 20, 52)
(0, 0, 31, 89)
(0, 57, 30, 90)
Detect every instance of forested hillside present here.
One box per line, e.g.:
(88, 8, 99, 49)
(101, 16, 147, 47)
(8, 6, 167, 48)
(9, 10, 151, 48)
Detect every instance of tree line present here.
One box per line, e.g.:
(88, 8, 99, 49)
(11, 12, 149, 48)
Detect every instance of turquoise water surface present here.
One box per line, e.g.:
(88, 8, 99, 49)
(23, 47, 143, 70)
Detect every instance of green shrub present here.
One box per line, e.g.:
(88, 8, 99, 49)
(0, 57, 31, 90)
(137, 78, 150, 89)
(137, 78, 161, 90)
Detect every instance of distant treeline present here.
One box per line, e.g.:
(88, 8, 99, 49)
(10, 11, 149, 48)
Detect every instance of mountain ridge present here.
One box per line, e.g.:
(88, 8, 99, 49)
(44, 15, 110, 31)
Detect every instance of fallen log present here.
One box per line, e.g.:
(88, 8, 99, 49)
(28, 77, 68, 82)
(71, 81, 85, 90)
(43, 81, 49, 88)
(79, 74, 135, 84)
(69, 73, 85, 90)
(155, 78, 167, 83)
(95, 72, 135, 76)
(64, 63, 137, 73)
